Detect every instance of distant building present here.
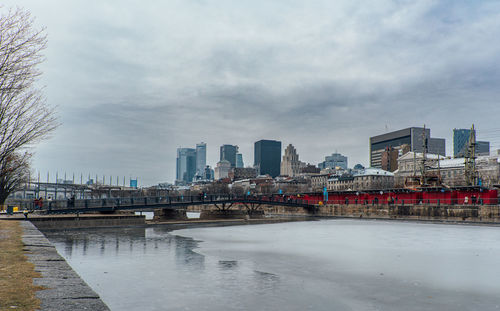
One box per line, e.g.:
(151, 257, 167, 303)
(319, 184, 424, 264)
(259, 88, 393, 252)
(220, 145, 238, 168)
(318, 153, 348, 170)
(380, 147, 399, 172)
(453, 128, 490, 157)
(214, 160, 232, 180)
(353, 164, 365, 170)
(195, 142, 207, 175)
(254, 140, 282, 178)
(301, 164, 321, 174)
(176, 148, 196, 185)
(236, 153, 244, 168)
(477, 141, 491, 156)
(327, 168, 394, 191)
(230, 167, 257, 180)
(327, 174, 354, 191)
(280, 144, 305, 177)
(203, 165, 214, 181)
(394, 152, 444, 187)
(370, 127, 445, 168)
(310, 174, 330, 191)
(275, 176, 309, 193)
(353, 168, 394, 190)
(395, 152, 500, 188)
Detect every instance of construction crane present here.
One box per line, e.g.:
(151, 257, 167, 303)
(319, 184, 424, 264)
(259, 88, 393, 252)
(464, 124, 478, 186)
(420, 125, 428, 186)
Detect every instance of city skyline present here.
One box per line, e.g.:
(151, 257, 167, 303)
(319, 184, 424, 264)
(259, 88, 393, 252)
(3, 1, 500, 185)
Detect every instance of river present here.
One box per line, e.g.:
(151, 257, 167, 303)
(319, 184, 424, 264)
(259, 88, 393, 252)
(45, 219, 500, 310)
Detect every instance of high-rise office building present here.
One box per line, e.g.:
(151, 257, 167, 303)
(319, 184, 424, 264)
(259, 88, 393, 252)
(203, 165, 214, 180)
(254, 140, 282, 177)
(195, 142, 207, 174)
(453, 128, 490, 157)
(214, 160, 231, 180)
(220, 144, 238, 168)
(369, 127, 445, 168)
(176, 148, 196, 184)
(318, 153, 348, 170)
(281, 144, 305, 177)
(236, 153, 244, 168)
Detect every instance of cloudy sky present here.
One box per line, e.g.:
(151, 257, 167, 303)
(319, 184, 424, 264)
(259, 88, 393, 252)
(3, 0, 500, 185)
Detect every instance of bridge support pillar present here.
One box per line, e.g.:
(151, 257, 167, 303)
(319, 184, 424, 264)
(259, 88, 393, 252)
(153, 209, 187, 221)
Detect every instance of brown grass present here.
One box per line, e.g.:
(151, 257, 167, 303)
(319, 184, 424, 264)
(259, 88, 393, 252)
(0, 220, 44, 311)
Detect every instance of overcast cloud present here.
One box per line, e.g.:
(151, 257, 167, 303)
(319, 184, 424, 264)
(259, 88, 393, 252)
(3, 0, 500, 185)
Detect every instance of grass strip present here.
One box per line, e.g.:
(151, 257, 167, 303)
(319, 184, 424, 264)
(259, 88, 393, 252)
(0, 220, 44, 311)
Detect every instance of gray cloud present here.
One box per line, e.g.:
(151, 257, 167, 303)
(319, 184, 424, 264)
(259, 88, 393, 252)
(3, 0, 500, 185)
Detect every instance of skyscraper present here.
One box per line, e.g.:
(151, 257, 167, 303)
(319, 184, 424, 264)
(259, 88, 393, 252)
(281, 144, 305, 176)
(254, 140, 282, 177)
(236, 153, 244, 168)
(220, 144, 238, 168)
(453, 128, 490, 157)
(176, 148, 196, 184)
(195, 142, 207, 175)
(369, 127, 445, 168)
(203, 165, 214, 180)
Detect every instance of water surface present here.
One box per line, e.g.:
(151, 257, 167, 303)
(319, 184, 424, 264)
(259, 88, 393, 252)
(46, 219, 500, 310)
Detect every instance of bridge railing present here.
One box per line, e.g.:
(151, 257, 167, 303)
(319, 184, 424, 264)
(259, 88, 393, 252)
(14, 193, 316, 212)
(23, 194, 247, 211)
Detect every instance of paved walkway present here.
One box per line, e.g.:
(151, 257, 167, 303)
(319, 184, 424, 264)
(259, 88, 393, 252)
(20, 221, 110, 311)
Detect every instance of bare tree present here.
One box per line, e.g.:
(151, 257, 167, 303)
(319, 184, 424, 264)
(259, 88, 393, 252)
(203, 182, 230, 195)
(0, 8, 58, 204)
(230, 185, 245, 197)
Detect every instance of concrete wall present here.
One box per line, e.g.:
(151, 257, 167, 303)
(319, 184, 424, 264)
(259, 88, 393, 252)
(200, 209, 250, 219)
(153, 209, 187, 221)
(177, 202, 500, 223)
(184, 204, 265, 219)
(30, 215, 145, 230)
(268, 203, 500, 223)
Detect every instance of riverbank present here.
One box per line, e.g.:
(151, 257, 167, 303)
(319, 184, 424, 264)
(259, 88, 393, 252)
(19, 221, 109, 310)
(0, 220, 43, 310)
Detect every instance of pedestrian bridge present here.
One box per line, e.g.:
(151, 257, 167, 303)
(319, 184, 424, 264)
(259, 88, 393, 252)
(24, 194, 316, 214)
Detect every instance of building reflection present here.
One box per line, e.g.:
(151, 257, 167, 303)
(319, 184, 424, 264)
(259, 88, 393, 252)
(48, 227, 205, 271)
(174, 235, 205, 269)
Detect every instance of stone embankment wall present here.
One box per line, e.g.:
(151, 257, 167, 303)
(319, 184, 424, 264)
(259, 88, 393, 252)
(269, 204, 500, 222)
(21, 221, 109, 310)
(199, 209, 264, 219)
(30, 215, 145, 230)
(154, 204, 264, 220)
(153, 208, 188, 221)
(173, 203, 500, 223)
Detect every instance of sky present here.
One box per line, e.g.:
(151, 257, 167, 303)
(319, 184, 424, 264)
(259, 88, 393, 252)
(2, 0, 500, 186)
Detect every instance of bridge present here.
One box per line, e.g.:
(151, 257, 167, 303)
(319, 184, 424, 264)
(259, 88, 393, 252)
(17, 194, 316, 215)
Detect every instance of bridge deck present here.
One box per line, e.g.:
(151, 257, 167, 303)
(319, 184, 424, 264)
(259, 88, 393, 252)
(14, 195, 316, 214)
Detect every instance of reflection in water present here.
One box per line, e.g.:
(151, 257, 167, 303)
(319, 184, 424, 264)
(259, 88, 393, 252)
(218, 260, 238, 270)
(253, 270, 280, 293)
(52, 227, 205, 271)
(55, 227, 147, 257)
(174, 235, 205, 269)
